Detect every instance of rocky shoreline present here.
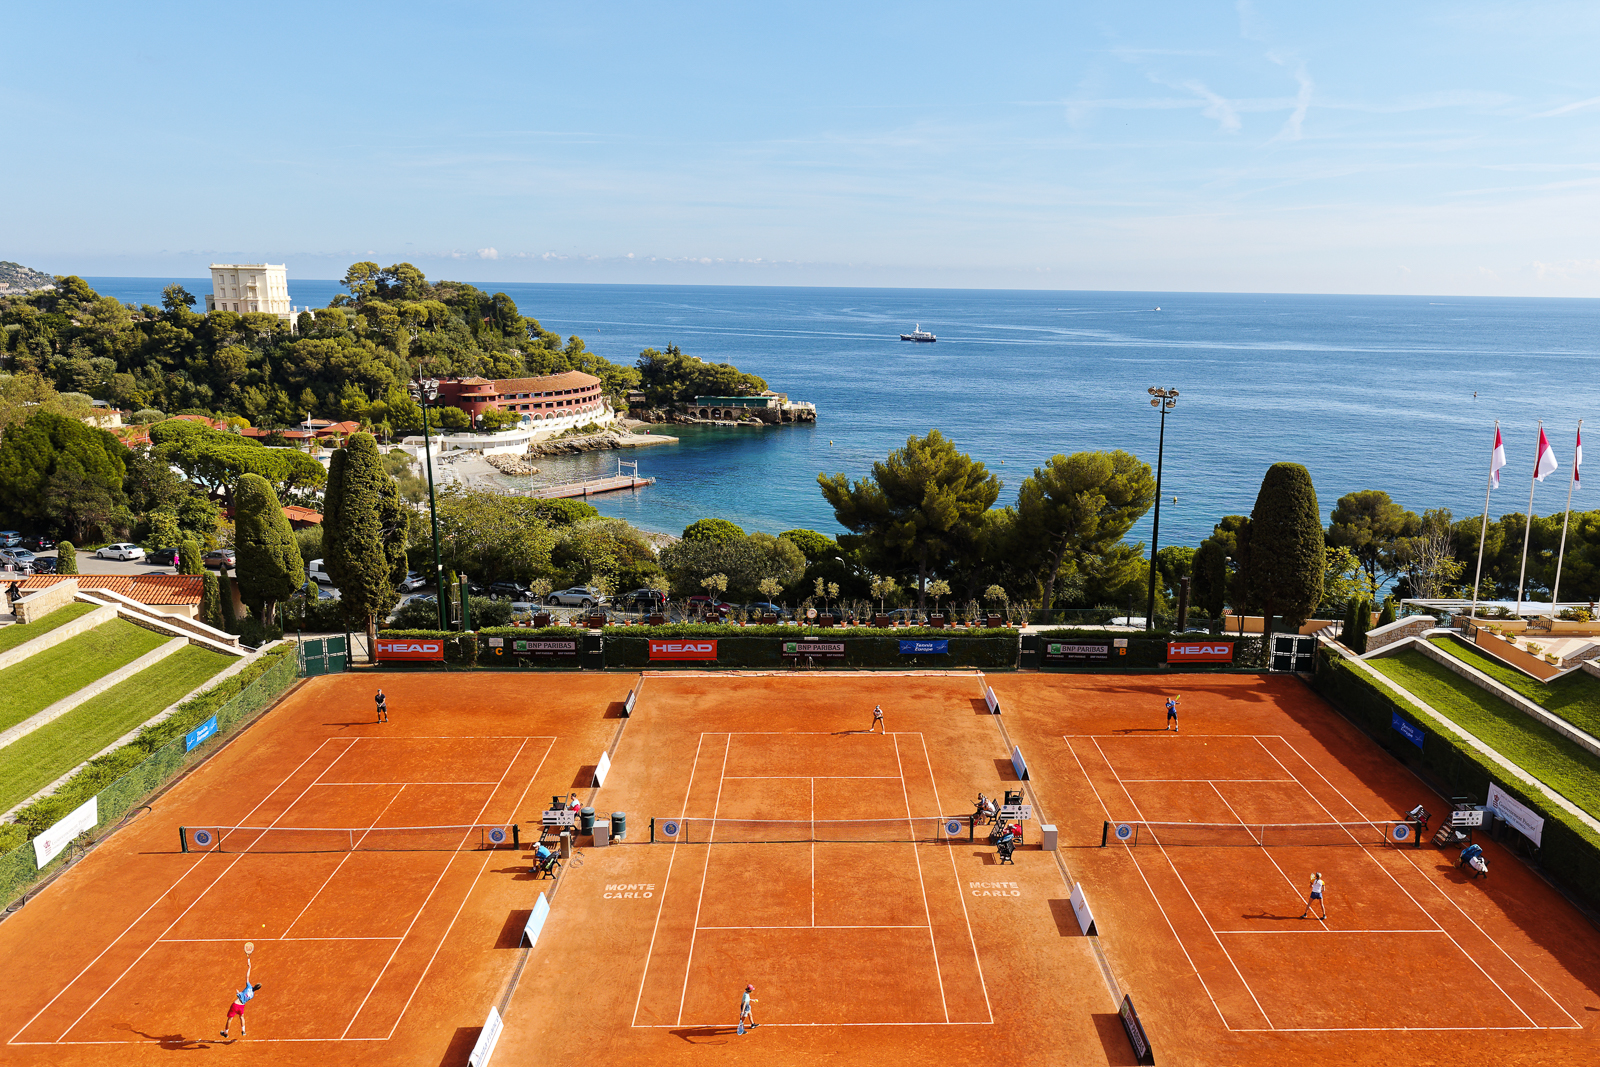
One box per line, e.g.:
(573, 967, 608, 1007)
(483, 453, 541, 476)
(526, 428, 678, 457)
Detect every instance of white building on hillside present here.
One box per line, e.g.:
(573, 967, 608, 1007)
(206, 263, 293, 319)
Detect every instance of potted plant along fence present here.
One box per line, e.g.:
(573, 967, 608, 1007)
(926, 580, 951, 628)
(870, 575, 897, 628)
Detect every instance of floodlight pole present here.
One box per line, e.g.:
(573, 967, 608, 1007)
(410, 376, 449, 632)
(1145, 388, 1179, 631)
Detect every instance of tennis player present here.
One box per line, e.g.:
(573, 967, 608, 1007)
(1165, 696, 1179, 731)
(1300, 872, 1327, 920)
(375, 689, 388, 724)
(869, 705, 884, 733)
(737, 984, 759, 1034)
(218, 958, 261, 1039)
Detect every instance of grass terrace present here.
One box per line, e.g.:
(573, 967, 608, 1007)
(0, 620, 170, 733)
(1428, 636, 1600, 738)
(0, 646, 233, 814)
(1368, 648, 1600, 822)
(0, 602, 99, 655)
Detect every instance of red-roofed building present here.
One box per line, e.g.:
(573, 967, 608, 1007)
(434, 371, 608, 424)
(20, 574, 205, 619)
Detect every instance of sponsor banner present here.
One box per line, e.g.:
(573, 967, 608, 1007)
(376, 639, 445, 662)
(1043, 642, 1110, 662)
(1391, 710, 1426, 749)
(1166, 641, 1234, 664)
(1119, 994, 1155, 1066)
(984, 686, 1000, 713)
(594, 750, 612, 787)
(512, 639, 578, 657)
(1010, 745, 1030, 781)
(1070, 882, 1097, 936)
(781, 641, 846, 659)
(899, 639, 949, 655)
(184, 715, 219, 752)
(34, 796, 97, 869)
(1487, 782, 1545, 846)
(649, 639, 718, 661)
(624, 686, 639, 716)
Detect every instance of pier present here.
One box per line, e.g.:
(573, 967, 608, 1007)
(529, 459, 655, 499)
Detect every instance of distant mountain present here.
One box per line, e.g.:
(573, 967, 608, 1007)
(0, 261, 56, 294)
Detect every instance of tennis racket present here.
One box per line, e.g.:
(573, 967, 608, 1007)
(244, 942, 254, 955)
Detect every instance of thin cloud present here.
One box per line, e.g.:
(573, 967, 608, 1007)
(1182, 80, 1242, 132)
(1531, 95, 1600, 118)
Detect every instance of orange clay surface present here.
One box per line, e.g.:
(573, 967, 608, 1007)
(989, 671, 1600, 1067)
(4, 669, 1599, 1067)
(0, 671, 631, 1065)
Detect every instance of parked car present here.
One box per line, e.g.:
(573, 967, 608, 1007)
(145, 547, 180, 566)
(95, 543, 145, 561)
(203, 548, 237, 569)
(487, 580, 532, 601)
(30, 556, 59, 574)
(1, 550, 33, 574)
(885, 608, 922, 624)
(307, 558, 334, 584)
(398, 571, 428, 592)
(19, 535, 55, 552)
(546, 585, 605, 607)
(744, 601, 789, 618)
(617, 589, 668, 612)
(299, 580, 340, 601)
(686, 595, 734, 615)
(5, 548, 38, 569)
(0, 531, 20, 547)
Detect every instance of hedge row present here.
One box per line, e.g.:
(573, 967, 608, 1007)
(1312, 650, 1600, 915)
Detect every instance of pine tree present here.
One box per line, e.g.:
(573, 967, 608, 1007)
(1242, 463, 1324, 634)
(55, 541, 78, 575)
(233, 473, 305, 628)
(323, 433, 409, 660)
(200, 570, 223, 631)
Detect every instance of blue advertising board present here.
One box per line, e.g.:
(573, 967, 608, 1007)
(1390, 710, 1425, 750)
(185, 715, 219, 752)
(899, 639, 949, 655)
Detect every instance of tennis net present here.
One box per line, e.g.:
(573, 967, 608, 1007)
(180, 823, 520, 854)
(1101, 819, 1423, 849)
(651, 815, 975, 844)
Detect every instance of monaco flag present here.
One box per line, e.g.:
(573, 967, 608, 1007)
(1490, 425, 1507, 489)
(1536, 425, 1560, 483)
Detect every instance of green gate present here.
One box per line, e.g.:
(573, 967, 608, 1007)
(299, 635, 348, 677)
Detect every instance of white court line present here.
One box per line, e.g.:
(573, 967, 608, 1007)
(341, 738, 534, 1039)
(1261, 735, 1580, 1030)
(895, 734, 948, 1024)
(49, 738, 361, 1044)
(635, 1021, 994, 1029)
(381, 737, 555, 1040)
(1214, 929, 1445, 935)
(1204, 782, 1317, 928)
(697, 924, 932, 931)
(917, 731, 992, 1025)
(281, 785, 408, 939)
(630, 733, 707, 1028)
(313, 781, 502, 786)
(158, 936, 402, 942)
(810, 777, 815, 928)
(12, 1037, 388, 1045)
(675, 734, 731, 1028)
(7, 737, 347, 1047)
(722, 775, 903, 779)
(1092, 736, 1275, 1030)
(1121, 779, 1298, 783)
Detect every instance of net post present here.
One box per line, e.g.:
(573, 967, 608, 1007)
(512, 823, 520, 849)
(650, 818, 656, 844)
(968, 814, 974, 842)
(1411, 820, 1422, 848)
(1102, 820, 1110, 847)
(180, 826, 189, 854)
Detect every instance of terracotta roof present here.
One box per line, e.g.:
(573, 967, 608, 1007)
(21, 574, 203, 606)
(314, 421, 361, 436)
(491, 371, 601, 393)
(170, 414, 223, 428)
(282, 506, 323, 524)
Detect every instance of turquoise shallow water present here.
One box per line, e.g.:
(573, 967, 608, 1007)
(85, 279, 1600, 548)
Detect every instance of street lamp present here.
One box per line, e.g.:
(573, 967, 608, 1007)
(408, 375, 449, 632)
(1145, 387, 1179, 631)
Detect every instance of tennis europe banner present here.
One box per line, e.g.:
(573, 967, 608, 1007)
(649, 639, 718, 661)
(899, 639, 949, 654)
(375, 639, 445, 661)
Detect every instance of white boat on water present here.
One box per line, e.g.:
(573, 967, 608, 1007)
(899, 324, 936, 342)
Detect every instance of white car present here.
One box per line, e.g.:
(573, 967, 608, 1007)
(398, 571, 427, 592)
(546, 586, 606, 607)
(95, 543, 145, 561)
(307, 558, 334, 584)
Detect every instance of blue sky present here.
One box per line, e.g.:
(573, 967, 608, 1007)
(3, 1, 1599, 295)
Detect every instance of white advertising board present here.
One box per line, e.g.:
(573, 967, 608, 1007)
(1069, 882, 1097, 936)
(984, 686, 999, 713)
(468, 1006, 504, 1067)
(1010, 745, 1029, 782)
(1487, 782, 1545, 846)
(520, 891, 551, 948)
(33, 796, 97, 868)
(594, 750, 612, 787)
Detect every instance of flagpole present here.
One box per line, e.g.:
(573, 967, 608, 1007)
(1515, 420, 1543, 615)
(1550, 419, 1581, 618)
(1470, 420, 1499, 627)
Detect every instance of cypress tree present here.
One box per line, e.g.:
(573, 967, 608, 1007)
(323, 433, 409, 661)
(1343, 598, 1359, 648)
(1243, 463, 1324, 634)
(179, 538, 205, 576)
(200, 570, 223, 631)
(1378, 598, 1396, 629)
(219, 568, 238, 631)
(1353, 597, 1372, 653)
(234, 473, 305, 628)
(56, 541, 78, 575)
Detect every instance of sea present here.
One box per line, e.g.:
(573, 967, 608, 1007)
(84, 278, 1600, 550)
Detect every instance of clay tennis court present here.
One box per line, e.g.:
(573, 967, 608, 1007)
(0, 672, 630, 1065)
(990, 672, 1600, 1067)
